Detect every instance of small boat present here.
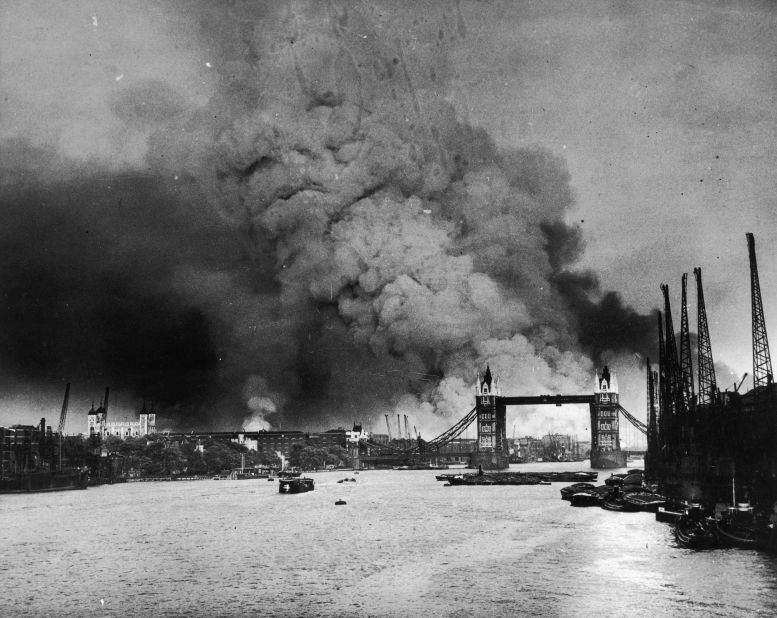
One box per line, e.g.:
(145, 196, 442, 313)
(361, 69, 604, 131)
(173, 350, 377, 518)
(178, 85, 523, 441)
(570, 491, 602, 507)
(601, 491, 640, 512)
(656, 506, 683, 523)
(604, 473, 626, 487)
(560, 483, 596, 500)
(675, 507, 717, 549)
(335, 499, 347, 505)
(622, 491, 666, 512)
(621, 472, 643, 486)
(714, 504, 759, 549)
(278, 477, 315, 493)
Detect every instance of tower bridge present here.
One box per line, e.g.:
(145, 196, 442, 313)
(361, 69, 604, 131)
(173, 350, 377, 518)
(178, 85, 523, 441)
(360, 364, 647, 470)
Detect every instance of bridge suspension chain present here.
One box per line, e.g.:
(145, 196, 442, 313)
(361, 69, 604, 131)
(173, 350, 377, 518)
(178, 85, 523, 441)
(618, 405, 647, 435)
(424, 407, 478, 451)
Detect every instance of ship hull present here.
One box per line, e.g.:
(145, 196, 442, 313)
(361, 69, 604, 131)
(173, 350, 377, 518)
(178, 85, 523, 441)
(278, 477, 315, 493)
(0, 469, 89, 493)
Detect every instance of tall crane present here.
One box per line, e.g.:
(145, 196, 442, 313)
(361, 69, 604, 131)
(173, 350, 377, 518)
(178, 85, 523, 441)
(679, 273, 695, 408)
(657, 311, 666, 451)
(661, 284, 683, 455)
(747, 233, 773, 395)
(57, 383, 71, 470)
(384, 414, 393, 441)
(694, 267, 717, 405)
(661, 284, 681, 412)
(57, 383, 71, 436)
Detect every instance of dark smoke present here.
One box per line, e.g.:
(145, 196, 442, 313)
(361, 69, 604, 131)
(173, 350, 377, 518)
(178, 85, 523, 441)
(0, 2, 659, 435)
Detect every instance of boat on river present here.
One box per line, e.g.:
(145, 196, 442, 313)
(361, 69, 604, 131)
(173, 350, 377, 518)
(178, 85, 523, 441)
(675, 507, 717, 549)
(622, 491, 666, 512)
(0, 468, 90, 493)
(560, 482, 596, 500)
(714, 504, 759, 549)
(570, 491, 603, 507)
(601, 491, 641, 512)
(278, 477, 315, 493)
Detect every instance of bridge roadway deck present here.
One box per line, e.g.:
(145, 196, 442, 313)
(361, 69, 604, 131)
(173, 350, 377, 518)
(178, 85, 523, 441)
(499, 395, 595, 406)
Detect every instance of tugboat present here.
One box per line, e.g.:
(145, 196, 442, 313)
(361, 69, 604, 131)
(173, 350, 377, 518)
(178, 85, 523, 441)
(675, 505, 717, 549)
(714, 503, 759, 548)
(278, 477, 315, 493)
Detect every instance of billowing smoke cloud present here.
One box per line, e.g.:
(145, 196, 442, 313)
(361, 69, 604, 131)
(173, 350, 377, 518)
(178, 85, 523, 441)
(0, 2, 658, 435)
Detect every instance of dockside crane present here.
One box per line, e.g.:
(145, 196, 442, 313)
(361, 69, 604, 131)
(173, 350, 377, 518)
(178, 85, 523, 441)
(57, 383, 71, 470)
(694, 267, 717, 405)
(645, 359, 658, 475)
(661, 284, 683, 455)
(57, 383, 71, 436)
(657, 311, 666, 452)
(661, 285, 681, 411)
(747, 233, 773, 397)
(679, 273, 696, 409)
(384, 414, 393, 441)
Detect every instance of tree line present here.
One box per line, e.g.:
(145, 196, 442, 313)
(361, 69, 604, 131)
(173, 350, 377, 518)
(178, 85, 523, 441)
(56, 434, 352, 478)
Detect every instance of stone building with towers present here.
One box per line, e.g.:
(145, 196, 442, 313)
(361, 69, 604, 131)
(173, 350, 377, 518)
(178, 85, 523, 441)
(589, 365, 626, 468)
(87, 387, 156, 439)
(471, 365, 510, 470)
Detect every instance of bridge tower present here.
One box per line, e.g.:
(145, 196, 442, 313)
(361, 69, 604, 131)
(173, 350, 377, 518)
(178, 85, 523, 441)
(471, 366, 510, 470)
(590, 366, 627, 469)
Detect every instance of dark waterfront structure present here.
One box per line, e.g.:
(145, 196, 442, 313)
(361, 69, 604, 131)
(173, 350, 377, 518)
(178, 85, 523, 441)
(0, 418, 51, 476)
(647, 234, 777, 519)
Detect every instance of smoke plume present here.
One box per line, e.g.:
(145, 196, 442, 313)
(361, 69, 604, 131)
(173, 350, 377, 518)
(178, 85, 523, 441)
(0, 2, 657, 436)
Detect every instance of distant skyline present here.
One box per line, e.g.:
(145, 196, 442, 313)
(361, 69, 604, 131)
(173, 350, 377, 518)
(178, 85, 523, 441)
(2, 1, 775, 438)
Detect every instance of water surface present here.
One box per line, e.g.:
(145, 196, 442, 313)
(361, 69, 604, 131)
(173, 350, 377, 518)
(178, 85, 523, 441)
(2, 462, 776, 617)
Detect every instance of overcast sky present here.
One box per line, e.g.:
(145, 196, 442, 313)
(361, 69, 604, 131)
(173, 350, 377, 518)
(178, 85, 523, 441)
(2, 1, 775, 438)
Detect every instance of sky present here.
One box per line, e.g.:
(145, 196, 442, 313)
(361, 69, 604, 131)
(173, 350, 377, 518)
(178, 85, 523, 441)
(1, 0, 775, 440)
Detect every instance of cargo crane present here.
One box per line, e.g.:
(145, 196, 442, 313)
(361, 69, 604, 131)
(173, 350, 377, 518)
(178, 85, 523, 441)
(679, 273, 695, 408)
(384, 414, 393, 441)
(57, 383, 71, 436)
(661, 284, 683, 457)
(747, 233, 773, 398)
(657, 311, 666, 452)
(694, 267, 717, 405)
(57, 383, 71, 470)
(645, 359, 658, 475)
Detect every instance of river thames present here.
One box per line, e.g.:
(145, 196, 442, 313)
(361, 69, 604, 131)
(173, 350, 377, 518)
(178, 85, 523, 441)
(2, 461, 777, 617)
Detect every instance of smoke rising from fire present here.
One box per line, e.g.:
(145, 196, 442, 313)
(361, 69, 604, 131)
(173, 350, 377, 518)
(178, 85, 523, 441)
(0, 2, 657, 435)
